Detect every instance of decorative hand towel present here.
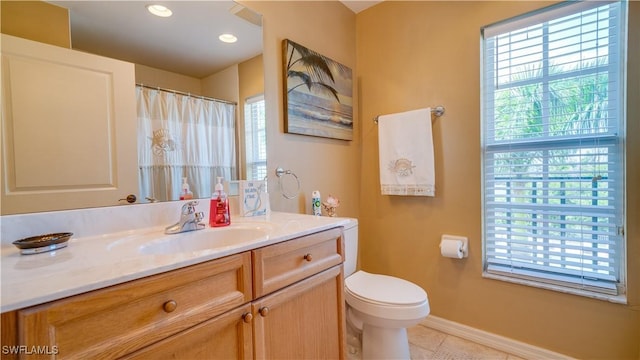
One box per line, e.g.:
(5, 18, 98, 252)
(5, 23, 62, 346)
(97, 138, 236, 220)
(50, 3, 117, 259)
(378, 108, 435, 196)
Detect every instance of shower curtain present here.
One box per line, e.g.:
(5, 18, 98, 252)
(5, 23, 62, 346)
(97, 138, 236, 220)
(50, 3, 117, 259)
(137, 85, 237, 202)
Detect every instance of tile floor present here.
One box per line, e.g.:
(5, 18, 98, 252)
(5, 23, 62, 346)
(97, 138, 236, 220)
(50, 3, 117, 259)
(408, 323, 525, 360)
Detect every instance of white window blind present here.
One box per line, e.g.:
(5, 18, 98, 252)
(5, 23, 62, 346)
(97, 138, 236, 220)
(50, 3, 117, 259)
(481, 1, 626, 297)
(244, 95, 267, 181)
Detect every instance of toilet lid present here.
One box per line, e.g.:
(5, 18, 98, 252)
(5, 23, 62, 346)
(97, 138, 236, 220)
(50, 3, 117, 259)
(345, 271, 427, 306)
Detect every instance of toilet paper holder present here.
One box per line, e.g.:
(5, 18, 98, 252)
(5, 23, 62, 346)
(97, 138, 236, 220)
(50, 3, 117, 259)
(440, 234, 469, 258)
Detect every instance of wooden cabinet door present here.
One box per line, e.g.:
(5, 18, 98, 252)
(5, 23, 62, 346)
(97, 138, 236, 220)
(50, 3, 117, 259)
(122, 304, 253, 360)
(252, 265, 346, 360)
(0, 34, 137, 215)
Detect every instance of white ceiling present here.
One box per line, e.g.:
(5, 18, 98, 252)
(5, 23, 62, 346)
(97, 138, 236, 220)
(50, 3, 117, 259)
(340, 1, 383, 13)
(46, 1, 263, 79)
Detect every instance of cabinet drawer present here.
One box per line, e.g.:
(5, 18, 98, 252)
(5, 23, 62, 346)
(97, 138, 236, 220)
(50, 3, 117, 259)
(17, 252, 252, 360)
(252, 227, 343, 298)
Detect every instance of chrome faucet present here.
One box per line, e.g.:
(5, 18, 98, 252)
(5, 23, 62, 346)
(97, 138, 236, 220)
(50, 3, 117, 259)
(165, 201, 206, 234)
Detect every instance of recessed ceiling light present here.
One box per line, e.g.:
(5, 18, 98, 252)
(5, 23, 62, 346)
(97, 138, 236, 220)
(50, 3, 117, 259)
(218, 33, 238, 43)
(147, 4, 172, 17)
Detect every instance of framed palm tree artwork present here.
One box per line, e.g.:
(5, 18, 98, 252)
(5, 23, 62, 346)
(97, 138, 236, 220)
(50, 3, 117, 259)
(283, 39, 353, 141)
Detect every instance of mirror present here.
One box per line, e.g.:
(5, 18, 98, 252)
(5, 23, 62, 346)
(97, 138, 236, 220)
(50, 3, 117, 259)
(2, 1, 263, 214)
(47, 1, 263, 79)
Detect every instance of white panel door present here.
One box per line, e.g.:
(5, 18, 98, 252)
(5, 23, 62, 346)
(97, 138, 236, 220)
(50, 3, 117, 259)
(1, 34, 137, 214)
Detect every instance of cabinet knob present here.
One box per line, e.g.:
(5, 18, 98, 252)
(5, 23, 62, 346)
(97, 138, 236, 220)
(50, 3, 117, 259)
(163, 300, 177, 313)
(259, 307, 269, 317)
(242, 312, 253, 323)
(303, 253, 313, 262)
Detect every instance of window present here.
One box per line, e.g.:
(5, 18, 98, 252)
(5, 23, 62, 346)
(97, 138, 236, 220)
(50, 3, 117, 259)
(481, 1, 626, 300)
(244, 95, 267, 181)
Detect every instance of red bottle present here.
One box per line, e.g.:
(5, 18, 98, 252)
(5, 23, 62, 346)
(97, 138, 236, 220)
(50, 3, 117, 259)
(210, 177, 230, 227)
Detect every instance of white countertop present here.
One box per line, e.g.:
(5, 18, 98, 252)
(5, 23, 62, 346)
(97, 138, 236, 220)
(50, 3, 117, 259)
(1, 211, 355, 313)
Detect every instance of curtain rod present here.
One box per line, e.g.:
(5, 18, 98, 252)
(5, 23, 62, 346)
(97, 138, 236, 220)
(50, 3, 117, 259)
(136, 83, 237, 106)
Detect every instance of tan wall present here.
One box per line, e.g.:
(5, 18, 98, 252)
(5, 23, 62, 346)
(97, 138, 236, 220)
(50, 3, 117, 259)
(134, 64, 202, 94)
(238, 54, 266, 179)
(202, 64, 240, 103)
(1, 1, 70, 48)
(239, 54, 264, 102)
(243, 1, 360, 218)
(356, 1, 639, 359)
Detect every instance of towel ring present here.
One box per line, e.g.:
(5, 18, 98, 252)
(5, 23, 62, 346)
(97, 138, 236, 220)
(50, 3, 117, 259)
(275, 167, 300, 199)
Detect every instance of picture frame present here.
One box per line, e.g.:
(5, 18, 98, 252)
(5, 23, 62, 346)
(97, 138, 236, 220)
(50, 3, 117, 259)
(282, 39, 353, 141)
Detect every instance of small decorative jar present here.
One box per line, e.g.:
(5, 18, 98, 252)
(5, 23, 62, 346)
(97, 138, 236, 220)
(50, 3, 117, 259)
(322, 195, 340, 217)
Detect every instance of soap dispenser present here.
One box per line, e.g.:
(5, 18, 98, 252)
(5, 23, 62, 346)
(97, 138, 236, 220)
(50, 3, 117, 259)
(179, 177, 193, 200)
(210, 177, 230, 227)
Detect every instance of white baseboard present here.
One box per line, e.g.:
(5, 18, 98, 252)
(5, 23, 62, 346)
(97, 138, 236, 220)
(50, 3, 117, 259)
(420, 315, 575, 360)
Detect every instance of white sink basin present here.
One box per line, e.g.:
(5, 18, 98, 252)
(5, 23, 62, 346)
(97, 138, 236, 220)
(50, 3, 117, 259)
(139, 226, 270, 255)
(106, 223, 274, 255)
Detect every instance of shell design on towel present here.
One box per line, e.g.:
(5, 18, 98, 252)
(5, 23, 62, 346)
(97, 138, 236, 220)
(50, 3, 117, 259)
(388, 158, 415, 177)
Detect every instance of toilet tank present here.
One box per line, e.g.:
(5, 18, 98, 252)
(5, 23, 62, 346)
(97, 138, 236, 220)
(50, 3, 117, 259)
(343, 219, 358, 277)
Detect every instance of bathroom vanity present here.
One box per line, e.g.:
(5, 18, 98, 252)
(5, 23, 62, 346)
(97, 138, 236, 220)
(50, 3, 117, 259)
(1, 12, 349, 360)
(1, 207, 351, 359)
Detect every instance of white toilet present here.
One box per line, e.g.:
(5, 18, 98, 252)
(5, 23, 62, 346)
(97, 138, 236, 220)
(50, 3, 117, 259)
(343, 219, 430, 359)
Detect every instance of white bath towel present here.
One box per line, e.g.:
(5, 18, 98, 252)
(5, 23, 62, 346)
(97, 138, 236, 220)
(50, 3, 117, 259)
(378, 108, 435, 196)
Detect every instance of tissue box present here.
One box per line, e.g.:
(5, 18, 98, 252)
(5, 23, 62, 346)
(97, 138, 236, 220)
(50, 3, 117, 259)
(239, 180, 268, 217)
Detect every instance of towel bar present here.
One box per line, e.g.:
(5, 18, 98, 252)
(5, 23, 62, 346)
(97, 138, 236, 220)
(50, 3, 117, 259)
(374, 106, 445, 124)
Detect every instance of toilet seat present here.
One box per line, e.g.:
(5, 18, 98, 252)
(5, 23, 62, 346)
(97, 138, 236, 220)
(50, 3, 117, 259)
(345, 271, 430, 321)
(346, 271, 427, 306)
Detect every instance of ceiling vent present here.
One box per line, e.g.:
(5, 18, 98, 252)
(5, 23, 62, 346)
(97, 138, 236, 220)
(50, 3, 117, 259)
(229, 4, 262, 27)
